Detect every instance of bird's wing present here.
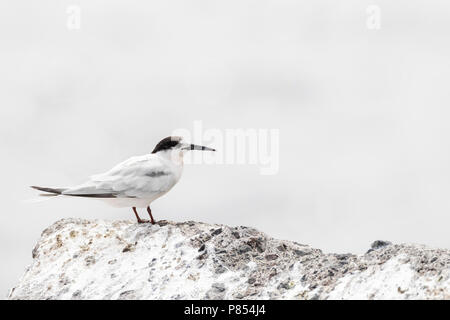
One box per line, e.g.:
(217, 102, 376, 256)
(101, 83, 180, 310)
(62, 155, 177, 198)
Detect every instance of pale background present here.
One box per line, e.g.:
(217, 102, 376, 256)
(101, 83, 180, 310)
(1, 1, 450, 296)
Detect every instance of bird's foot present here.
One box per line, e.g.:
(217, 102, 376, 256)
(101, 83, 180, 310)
(146, 206, 156, 225)
(137, 219, 150, 224)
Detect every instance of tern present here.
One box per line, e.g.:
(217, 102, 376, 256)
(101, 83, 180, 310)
(31, 136, 215, 224)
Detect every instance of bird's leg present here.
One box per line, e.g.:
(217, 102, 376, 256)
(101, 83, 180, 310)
(147, 206, 155, 225)
(132, 207, 148, 224)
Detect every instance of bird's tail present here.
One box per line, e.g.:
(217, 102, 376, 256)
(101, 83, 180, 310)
(30, 186, 67, 197)
(25, 186, 67, 204)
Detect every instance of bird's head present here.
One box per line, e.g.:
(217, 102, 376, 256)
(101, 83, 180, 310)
(152, 136, 215, 161)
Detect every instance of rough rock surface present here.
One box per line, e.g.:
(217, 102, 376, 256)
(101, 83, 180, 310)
(8, 218, 450, 300)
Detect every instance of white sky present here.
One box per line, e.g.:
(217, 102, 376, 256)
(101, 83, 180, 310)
(1, 0, 450, 296)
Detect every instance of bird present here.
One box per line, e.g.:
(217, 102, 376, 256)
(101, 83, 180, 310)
(31, 136, 215, 224)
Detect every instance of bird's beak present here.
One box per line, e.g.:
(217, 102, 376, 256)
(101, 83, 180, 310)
(184, 143, 216, 151)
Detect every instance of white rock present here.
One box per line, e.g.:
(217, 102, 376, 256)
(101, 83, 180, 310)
(8, 219, 450, 300)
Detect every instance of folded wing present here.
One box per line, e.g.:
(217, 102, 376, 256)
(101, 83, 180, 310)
(62, 155, 176, 199)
